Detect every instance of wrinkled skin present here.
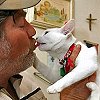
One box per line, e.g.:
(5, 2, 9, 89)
(0, 10, 37, 96)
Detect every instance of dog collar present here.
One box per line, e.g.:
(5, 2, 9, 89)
(59, 43, 76, 77)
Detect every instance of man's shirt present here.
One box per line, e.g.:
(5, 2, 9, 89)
(0, 71, 47, 100)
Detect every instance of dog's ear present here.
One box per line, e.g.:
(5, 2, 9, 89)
(60, 19, 75, 35)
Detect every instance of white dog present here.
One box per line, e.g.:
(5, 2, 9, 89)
(35, 19, 99, 100)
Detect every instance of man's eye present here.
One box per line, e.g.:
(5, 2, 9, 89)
(19, 26, 24, 28)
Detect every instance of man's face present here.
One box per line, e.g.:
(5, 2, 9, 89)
(4, 10, 36, 59)
(0, 10, 36, 74)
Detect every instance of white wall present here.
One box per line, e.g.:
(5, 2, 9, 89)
(74, 0, 100, 60)
(74, 0, 100, 43)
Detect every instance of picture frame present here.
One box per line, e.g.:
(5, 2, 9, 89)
(31, 0, 74, 29)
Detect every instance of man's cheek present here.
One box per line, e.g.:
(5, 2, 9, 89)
(0, 41, 11, 60)
(9, 45, 29, 59)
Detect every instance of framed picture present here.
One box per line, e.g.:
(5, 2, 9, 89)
(31, 0, 74, 29)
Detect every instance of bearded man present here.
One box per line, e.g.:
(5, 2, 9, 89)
(0, 0, 47, 99)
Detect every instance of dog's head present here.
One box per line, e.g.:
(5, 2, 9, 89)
(37, 19, 76, 51)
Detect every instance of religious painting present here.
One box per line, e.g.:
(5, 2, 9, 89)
(31, 0, 74, 29)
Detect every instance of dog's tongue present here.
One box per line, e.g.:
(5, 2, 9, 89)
(35, 41, 40, 47)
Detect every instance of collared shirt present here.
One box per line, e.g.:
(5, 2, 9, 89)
(0, 73, 47, 100)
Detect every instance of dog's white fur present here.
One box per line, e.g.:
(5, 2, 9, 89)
(36, 19, 100, 100)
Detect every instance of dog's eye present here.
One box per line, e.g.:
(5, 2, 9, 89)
(44, 31, 49, 35)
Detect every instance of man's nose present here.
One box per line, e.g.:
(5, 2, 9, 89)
(25, 20, 36, 38)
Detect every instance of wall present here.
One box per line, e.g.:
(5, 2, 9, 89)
(74, 0, 100, 42)
(74, 0, 100, 60)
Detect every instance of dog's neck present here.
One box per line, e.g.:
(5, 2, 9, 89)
(48, 37, 76, 60)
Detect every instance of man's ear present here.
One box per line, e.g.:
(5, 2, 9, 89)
(60, 19, 75, 35)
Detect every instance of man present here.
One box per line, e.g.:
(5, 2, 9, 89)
(0, 0, 47, 99)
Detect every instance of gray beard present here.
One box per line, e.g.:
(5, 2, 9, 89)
(0, 37, 35, 77)
(8, 51, 35, 75)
